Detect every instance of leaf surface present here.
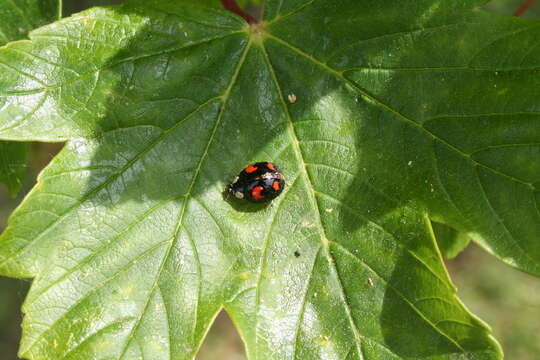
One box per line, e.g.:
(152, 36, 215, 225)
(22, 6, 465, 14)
(0, 0, 539, 359)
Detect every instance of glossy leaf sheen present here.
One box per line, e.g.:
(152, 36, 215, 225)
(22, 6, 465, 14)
(0, 0, 539, 359)
(0, 0, 59, 196)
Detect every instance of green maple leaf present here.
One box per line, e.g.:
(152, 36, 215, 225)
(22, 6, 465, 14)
(0, 0, 539, 358)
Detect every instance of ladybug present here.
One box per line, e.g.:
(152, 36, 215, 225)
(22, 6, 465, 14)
(228, 162, 285, 203)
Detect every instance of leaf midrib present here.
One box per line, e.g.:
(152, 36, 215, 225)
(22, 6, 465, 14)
(258, 29, 511, 356)
(259, 32, 470, 357)
(258, 39, 365, 359)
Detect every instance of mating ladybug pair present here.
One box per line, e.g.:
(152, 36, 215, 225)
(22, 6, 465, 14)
(228, 162, 285, 203)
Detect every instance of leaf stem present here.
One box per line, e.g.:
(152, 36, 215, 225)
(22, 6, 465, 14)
(514, 0, 536, 17)
(220, 0, 257, 24)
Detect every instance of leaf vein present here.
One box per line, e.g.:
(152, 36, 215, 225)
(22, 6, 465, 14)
(0, 97, 220, 270)
(267, 0, 320, 25)
(253, 173, 301, 359)
(474, 166, 538, 267)
(291, 246, 321, 360)
(115, 36, 252, 360)
(315, 190, 452, 290)
(331, 241, 466, 352)
(260, 40, 364, 360)
(24, 197, 182, 308)
(266, 34, 535, 189)
(21, 239, 170, 355)
(0, 31, 242, 97)
(59, 317, 136, 360)
(470, 142, 540, 155)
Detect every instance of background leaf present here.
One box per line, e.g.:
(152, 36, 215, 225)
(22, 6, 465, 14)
(448, 244, 540, 360)
(0, 0, 539, 359)
(0, 142, 26, 198)
(0, 0, 60, 42)
(0, 0, 60, 197)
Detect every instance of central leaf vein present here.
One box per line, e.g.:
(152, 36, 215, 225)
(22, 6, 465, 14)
(260, 40, 365, 360)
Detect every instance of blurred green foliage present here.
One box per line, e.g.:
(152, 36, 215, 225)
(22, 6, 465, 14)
(0, 144, 61, 360)
(448, 245, 540, 360)
(197, 312, 247, 360)
(0, 277, 29, 360)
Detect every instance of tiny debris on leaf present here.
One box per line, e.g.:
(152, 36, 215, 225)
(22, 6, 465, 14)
(288, 93, 297, 103)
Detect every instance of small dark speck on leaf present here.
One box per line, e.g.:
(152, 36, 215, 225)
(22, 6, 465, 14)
(294, 250, 301, 257)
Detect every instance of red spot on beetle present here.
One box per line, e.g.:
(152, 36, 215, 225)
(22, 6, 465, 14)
(267, 163, 276, 170)
(272, 180, 280, 191)
(251, 186, 264, 200)
(245, 165, 258, 173)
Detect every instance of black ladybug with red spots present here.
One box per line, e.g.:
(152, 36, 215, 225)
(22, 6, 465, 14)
(228, 162, 285, 203)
